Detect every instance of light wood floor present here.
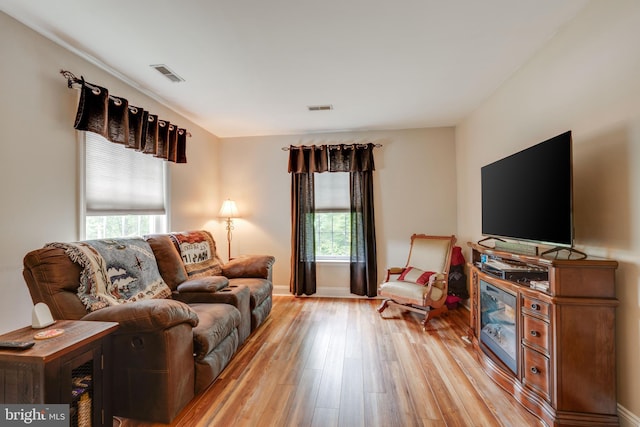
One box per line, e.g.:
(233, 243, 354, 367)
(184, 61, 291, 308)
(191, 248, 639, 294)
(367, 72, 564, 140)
(117, 296, 541, 427)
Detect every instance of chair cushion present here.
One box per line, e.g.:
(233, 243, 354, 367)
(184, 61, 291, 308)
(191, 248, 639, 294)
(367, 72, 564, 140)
(407, 237, 453, 274)
(398, 267, 434, 285)
(379, 280, 445, 304)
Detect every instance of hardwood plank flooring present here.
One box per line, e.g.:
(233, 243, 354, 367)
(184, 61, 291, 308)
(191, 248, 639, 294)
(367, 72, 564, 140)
(116, 296, 542, 427)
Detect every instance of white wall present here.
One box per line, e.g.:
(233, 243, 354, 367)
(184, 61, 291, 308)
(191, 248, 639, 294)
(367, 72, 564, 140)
(0, 12, 222, 333)
(219, 128, 457, 294)
(456, 0, 640, 420)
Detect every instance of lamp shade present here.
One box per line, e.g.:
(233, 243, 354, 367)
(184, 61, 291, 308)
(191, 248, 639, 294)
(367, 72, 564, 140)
(219, 199, 239, 218)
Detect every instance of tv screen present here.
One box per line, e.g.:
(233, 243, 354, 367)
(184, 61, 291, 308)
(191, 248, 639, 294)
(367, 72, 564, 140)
(481, 131, 573, 247)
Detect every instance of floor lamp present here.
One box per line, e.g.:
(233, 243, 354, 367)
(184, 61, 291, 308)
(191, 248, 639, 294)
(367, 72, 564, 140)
(219, 199, 239, 261)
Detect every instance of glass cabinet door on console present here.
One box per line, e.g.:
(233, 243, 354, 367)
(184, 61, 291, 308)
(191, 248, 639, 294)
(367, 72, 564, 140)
(479, 280, 517, 374)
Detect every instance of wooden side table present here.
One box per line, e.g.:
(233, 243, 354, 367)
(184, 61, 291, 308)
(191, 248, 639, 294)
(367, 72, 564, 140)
(0, 320, 118, 427)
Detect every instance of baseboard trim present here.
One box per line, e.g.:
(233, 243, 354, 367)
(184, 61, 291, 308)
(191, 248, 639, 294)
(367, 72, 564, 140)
(272, 285, 380, 299)
(618, 404, 640, 427)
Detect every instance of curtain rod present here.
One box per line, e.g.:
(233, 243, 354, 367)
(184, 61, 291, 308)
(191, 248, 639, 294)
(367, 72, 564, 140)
(281, 143, 382, 151)
(60, 69, 192, 137)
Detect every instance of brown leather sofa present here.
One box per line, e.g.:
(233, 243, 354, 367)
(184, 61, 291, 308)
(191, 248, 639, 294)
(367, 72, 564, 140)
(22, 231, 274, 423)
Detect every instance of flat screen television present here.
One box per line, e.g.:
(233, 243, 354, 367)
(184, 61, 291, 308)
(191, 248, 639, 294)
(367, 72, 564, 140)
(481, 131, 573, 248)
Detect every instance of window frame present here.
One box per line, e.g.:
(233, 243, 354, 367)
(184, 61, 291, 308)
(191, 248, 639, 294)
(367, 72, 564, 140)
(314, 209, 351, 262)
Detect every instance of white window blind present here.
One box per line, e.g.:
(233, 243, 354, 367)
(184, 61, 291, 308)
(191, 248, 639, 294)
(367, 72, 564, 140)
(314, 172, 349, 210)
(85, 132, 166, 215)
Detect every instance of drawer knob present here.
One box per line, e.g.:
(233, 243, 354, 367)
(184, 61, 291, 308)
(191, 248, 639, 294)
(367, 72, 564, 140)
(530, 367, 539, 374)
(530, 330, 539, 337)
(531, 303, 540, 310)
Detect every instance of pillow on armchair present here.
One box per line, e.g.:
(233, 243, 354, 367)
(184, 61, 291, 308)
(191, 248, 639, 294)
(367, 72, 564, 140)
(398, 267, 435, 286)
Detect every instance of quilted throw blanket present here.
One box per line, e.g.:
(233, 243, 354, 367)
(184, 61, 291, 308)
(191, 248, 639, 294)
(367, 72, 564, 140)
(47, 238, 171, 312)
(169, 230, 224, 278)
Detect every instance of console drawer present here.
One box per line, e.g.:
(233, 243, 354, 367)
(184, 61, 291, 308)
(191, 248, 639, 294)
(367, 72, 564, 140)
(522, 295, 550, 319)
(522, 315, 550, 354)
(522, 347, 551, 402)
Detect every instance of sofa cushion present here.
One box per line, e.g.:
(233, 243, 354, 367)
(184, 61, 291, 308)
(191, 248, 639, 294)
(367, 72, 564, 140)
(169, 231, 224, 278)
(145, 234, 189, 290)
(189, 303, 240, 360)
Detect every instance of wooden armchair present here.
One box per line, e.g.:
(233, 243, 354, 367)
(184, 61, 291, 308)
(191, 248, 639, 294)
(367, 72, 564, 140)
(378, 234, 456, 328)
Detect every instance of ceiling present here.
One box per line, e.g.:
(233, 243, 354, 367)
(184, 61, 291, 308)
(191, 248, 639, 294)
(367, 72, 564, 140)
(1, 0, 588, 138)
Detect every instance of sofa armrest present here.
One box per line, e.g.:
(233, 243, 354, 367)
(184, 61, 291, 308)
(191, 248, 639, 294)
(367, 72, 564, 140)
(81, 299, 199, 333)
(176, 276, 229, 293)
(222, 255, 275, 280)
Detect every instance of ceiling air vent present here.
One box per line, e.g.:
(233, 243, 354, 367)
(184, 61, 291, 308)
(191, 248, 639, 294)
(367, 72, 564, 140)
(150, 64, 185, 83)
(307, 104, 333, 111)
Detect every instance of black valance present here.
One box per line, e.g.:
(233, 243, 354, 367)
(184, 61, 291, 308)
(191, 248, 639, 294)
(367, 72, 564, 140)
(328, 143, 376, 172)
(287, 145, 329, 173)
(62, 70, 188, 163)
(287, 143, 376, 173)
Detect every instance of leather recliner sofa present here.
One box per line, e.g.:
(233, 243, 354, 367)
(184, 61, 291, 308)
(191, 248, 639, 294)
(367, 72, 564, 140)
(22, 230, 274, 423)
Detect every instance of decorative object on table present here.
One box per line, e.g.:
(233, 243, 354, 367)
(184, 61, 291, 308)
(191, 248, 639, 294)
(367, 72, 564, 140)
(219, 198, 239, 261)
(32, 302, 56, 328)
(34, 328, 65, 340)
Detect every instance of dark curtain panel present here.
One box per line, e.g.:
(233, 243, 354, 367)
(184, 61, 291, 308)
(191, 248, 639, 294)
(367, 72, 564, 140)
(68, 74, 188, 163)
(288, 145, 328, 295)
(350, 169, 377, 296)
(330, 144, 378, 296)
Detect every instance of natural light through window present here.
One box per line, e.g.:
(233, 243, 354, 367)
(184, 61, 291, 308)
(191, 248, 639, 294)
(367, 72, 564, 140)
(85, 215, 166, 240)
(315, 211, 350, 259)
(314, 172, 350, 260)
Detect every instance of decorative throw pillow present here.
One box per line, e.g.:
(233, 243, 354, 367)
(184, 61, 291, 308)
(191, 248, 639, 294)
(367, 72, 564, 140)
(398, 266, 435, 286)
(170, 230, 224, 278)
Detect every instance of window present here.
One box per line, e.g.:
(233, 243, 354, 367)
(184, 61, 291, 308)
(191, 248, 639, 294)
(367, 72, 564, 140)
(314, 172, 350, 260)
(83, 132, 167, 239)
(315, 211, 350, 258)
(85, 214, 165, 240)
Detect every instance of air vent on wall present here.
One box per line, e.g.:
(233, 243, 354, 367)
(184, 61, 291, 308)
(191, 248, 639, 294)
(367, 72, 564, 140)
(307, 104, 333, 111)
(150, 64, 185, 82)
